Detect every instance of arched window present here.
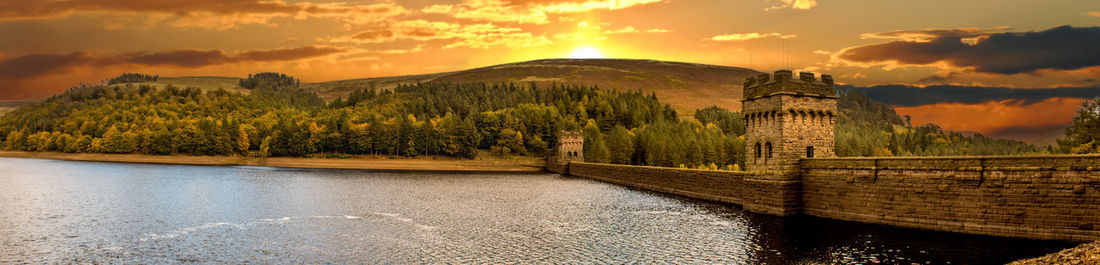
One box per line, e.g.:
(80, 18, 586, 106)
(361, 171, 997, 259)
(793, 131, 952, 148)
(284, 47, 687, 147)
(806, 146, 814, 158)
(754, 143, 762, 159)
(765, 142, 773, 159)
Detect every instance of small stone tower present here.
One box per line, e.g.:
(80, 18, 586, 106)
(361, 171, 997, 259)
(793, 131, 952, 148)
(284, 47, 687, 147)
(558, 131, 584, 163)
(742, 70, 837, 176)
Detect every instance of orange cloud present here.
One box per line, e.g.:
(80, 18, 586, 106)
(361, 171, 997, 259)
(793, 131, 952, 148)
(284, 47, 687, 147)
(893, 97, 1085, 142)
(765, 0, 817, 11)
(330, 20, 551, 49)
(1089, 11, 1100, 17)
(332, 20, 457, 43)
(858, 27, 1010, 41)
(422, 0, 666, 24)
(708, 32, 796, 41)
(444, 24, 553, 49)
(604, 26, 638, 34)
(601, 26, 667, 34)
(0, 1, 407, 29)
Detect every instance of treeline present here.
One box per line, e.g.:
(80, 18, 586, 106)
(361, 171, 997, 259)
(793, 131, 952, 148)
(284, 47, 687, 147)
(240, 72, 299, 89)
(2, 79, 744, 167)
(107, 73, 158, 85)
(0, 72, 1053, 170)
(582, 119, 744, 170)
(835, 89, 1042, 156)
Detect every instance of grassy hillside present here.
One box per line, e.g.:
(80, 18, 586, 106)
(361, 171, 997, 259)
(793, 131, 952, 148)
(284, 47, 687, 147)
(96, 59, 758, 114)
(306, 59, 760, 113)
(301, 72, 451, 100)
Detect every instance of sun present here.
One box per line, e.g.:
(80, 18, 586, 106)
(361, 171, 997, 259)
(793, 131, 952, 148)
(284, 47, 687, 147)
(569, 47, 605, 59)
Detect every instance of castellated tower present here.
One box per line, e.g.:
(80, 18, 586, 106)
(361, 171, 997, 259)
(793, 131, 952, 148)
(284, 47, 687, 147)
(742, 70, 838, 176)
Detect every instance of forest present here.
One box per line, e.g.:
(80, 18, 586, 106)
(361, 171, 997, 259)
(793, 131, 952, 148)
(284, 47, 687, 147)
(834, 89, 1043, 157)
(106, 73, 158, 85)
(0, 72, 1064, 171)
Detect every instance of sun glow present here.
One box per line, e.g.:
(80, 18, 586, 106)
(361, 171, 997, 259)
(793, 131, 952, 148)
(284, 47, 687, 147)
(569, 47, 605, 59)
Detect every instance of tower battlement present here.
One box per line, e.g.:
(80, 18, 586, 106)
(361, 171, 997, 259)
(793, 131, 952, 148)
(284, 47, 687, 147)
(743, 70, 836, 100)
(742, 70, 838, 176)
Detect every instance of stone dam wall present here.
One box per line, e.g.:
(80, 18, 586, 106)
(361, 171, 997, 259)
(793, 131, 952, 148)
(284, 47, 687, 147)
(548, 155, 1100, 242)
(802, 156, 1100, 242)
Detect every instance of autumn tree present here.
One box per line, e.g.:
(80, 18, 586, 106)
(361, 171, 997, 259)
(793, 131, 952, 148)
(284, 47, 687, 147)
(582, 120, 611, 163)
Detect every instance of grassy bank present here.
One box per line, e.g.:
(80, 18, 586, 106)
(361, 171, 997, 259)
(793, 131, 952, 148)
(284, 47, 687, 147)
(0, 151, 546, 173)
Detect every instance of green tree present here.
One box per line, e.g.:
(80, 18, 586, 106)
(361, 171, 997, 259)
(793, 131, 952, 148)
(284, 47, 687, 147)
(493, 128, 526, 155)
(606, 125, 634, 164)
(694, 106, 745, 136)
(582, 120, 610, 163)
(1058, 98, 1100, 154)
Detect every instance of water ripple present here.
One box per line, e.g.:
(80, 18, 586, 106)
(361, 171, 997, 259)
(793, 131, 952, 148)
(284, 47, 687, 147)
(0, 157, 1076, 264)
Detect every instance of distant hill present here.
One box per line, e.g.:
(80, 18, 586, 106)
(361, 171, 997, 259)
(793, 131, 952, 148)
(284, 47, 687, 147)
(99, 59, 759, 114)
(304, 59, 761, 113)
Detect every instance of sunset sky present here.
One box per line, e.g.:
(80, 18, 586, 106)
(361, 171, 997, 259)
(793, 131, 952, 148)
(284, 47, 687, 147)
(2, 0, 1099, 143)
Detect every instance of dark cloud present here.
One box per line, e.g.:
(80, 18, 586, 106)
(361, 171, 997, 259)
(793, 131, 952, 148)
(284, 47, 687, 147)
(0, 0, 404, 17)
(351, 29, 397, 41)
(0, 0, 297, 19)
(122, 50, 227, 68)
(0, 52, 91, 79)
(0, 46, 344, 81)
(839, 25, 1100, 74)
(0, 0, 405, 28)
(917, 75, 948, 82)
(988, 124, 1067, 144)
(839, 84, 1100, 107)
(234, 46, 345, 62)
(860, 27, 1008, 40)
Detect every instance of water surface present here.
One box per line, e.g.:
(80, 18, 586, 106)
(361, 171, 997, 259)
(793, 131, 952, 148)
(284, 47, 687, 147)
(0, 157, 1073, 264)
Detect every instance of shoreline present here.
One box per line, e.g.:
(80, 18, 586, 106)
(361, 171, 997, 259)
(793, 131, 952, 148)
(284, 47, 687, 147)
(0, 151, 546, 173)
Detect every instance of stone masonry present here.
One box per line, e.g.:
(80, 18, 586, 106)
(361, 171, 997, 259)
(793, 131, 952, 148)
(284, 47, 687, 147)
(546, 70, 1100, 242)
(558, 131, 584, 163)
(739, 70, 838, 215)
(743, 70, 837, 176)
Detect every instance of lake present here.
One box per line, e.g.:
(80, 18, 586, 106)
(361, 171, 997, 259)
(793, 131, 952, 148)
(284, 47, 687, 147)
(0, 157, 1073, 264)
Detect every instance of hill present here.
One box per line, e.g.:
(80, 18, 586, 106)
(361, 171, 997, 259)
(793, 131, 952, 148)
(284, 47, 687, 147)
(99, 59, 758, 114)
(305, 59, 760, 113)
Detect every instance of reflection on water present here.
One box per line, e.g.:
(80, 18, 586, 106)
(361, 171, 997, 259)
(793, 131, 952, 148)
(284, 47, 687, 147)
(0, 157, 1073, 264)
